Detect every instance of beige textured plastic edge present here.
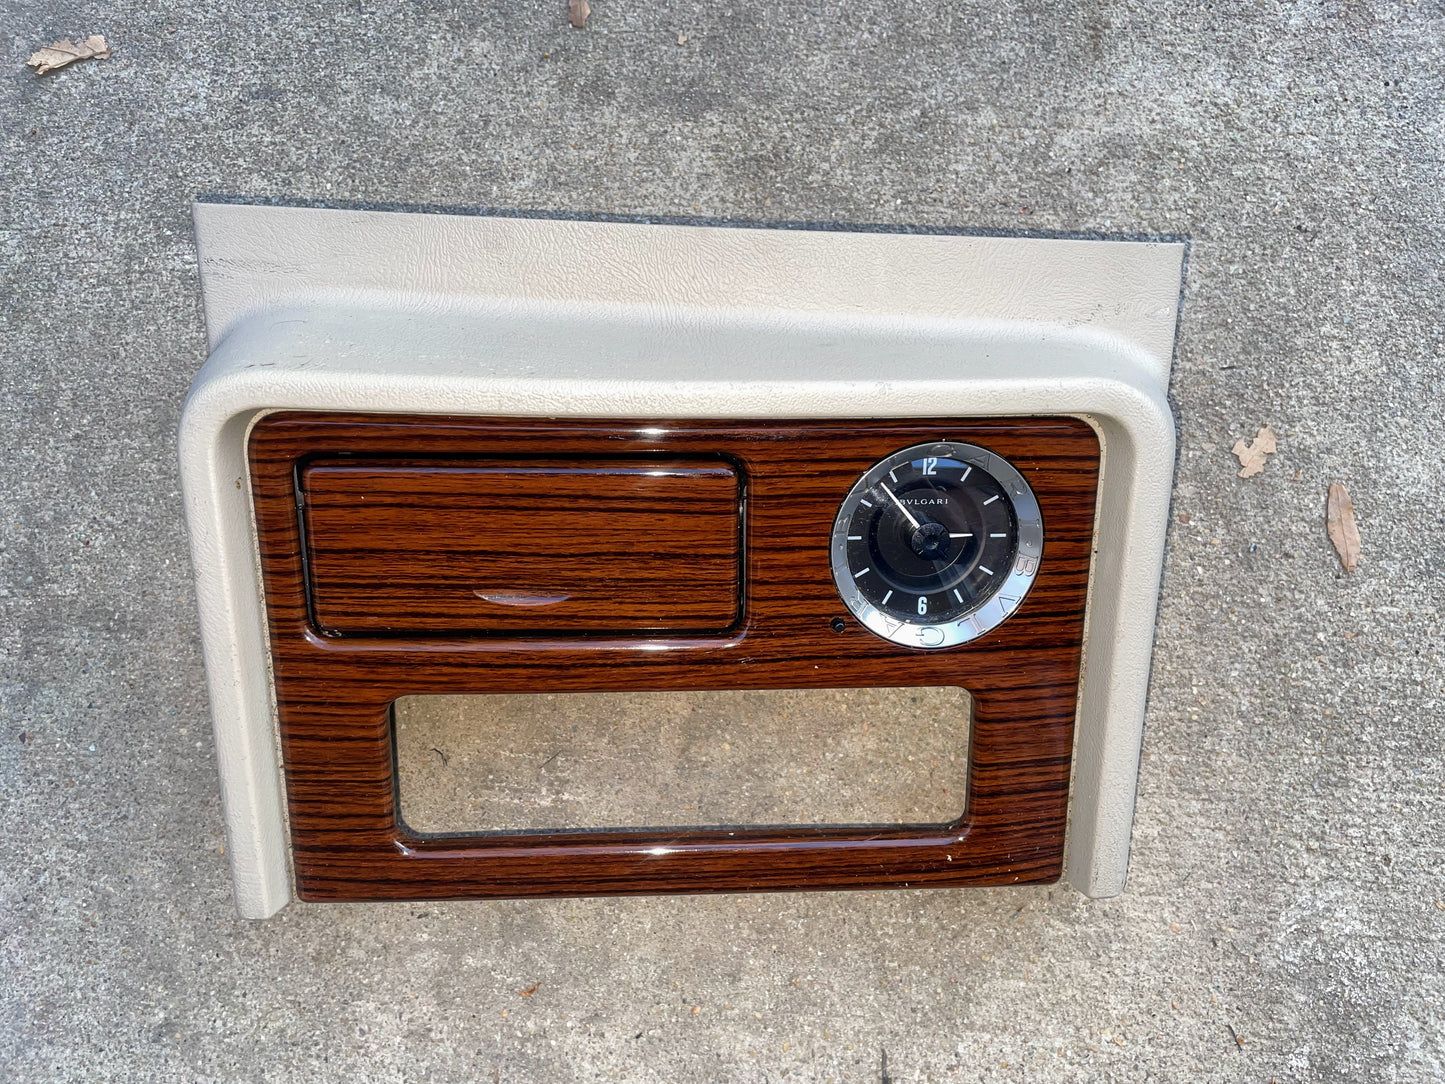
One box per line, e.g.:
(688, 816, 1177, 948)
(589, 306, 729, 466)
(181, 203, 1183, 918)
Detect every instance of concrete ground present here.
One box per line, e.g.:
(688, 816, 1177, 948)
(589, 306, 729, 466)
(3, 1, 1443, 1080)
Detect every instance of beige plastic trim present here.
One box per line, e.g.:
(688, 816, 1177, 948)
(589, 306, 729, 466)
(180, 203, 1183, 918)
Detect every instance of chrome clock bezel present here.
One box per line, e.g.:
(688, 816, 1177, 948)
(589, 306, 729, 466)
(829, 440, 1044, 650)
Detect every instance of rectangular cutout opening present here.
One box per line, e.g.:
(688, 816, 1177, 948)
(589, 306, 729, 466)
(393, 688, 971, 833)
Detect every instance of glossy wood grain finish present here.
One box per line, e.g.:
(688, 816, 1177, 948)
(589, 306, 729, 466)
(249, 413, 1101, 902)
(302, 458, 741, 634)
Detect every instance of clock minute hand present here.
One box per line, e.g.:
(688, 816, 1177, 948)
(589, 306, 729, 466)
(878, 482, 921, 530)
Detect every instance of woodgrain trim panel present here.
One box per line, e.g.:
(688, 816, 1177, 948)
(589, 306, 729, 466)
(301, 458, 742, 634)
(249, 413, 1100, 902)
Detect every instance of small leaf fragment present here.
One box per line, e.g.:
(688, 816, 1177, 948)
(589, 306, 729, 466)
(27, 34, 111, 75)
(518, 982, 541, 996)
(1231, 425, 1278, 478)
(1327, 482, 1361, 572)
(568, 0, 590, 29)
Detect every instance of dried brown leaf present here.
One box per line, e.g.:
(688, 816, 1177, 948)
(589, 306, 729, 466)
(27, 34, 111, 75)
(1231, 425, 1278, 478)
(1327, 482, 1361, 572)
(518, 982, 541, 996)
(568, 0, 590, 29)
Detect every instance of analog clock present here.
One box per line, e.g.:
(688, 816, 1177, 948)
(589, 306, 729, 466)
(830, 441, 1043, 649)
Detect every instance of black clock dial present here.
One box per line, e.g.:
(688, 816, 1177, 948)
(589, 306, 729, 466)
(830, 442, 1043, 650)
(848, 458, 1017, 621)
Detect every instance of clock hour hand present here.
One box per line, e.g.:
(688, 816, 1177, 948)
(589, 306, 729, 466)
(877, 482, 921, 530)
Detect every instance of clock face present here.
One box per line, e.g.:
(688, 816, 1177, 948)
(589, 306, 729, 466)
(829, 441, 1043, 649)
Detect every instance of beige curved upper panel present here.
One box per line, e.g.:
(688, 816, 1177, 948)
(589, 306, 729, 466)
(193, 202, 1184, 379)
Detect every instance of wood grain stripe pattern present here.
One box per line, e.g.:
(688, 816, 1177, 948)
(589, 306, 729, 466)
(249, 414, 1101, 902)
(301, 458, 741, 633)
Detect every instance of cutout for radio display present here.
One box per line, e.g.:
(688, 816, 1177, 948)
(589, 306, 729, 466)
(393, 688, 972, 834)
